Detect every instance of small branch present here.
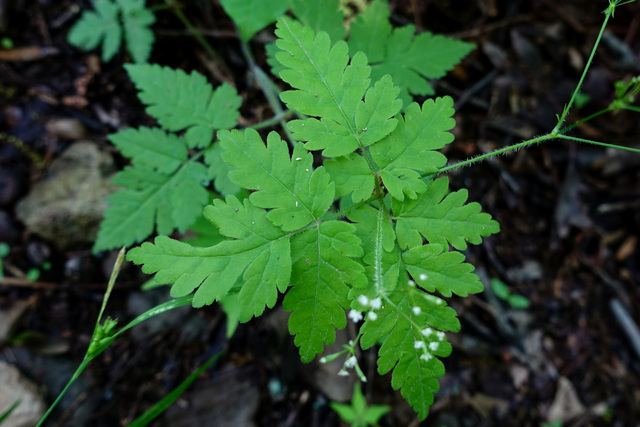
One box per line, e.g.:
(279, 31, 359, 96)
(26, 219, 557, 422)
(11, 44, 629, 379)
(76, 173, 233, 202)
(555, 134, 640, 153)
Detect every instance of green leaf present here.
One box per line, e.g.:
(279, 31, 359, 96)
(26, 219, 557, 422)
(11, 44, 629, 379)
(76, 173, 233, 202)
(219, 128, 335, 231)
(220, 0, 292, 41)
(291, 0, 345, 42)
(360, 282, 459, 420)
(394, 177, 500, 251)
(67, 0, 122, 62)
(67, 0, 155, 63)
(349, 0, 474, 107)
(507, 294, 531, 309)
(125, 64, 241, 148)
(490, 278, 510, 300)
(128, 197, 292, 312)
(108, 127, 186, 174)
(203, 144, 242, 196)
(371, 98, 454, 201)
(284, 221, 367, 362)
(403, 244, 484, 297)
(93, 161, 210, 252)
(275, 17, 401, 157)
(324, 153, 375, 202)
(119, 0, 155, 63)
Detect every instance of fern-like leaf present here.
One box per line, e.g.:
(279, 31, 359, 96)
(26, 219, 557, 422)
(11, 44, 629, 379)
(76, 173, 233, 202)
(94, 161, 210, 252)
(67, 0, 155, 63)
(372, 98, 454, 201)
(219, 128, 335, 231)
(284, 221, 367, 362)
(220, 0, 292, 41)
(394, 177, 500, 251)
(348, 0, 474, 107)
(119, 0, 155, 63)
(276, 17, 402, 157)
(403, 244, 484, 297)
(67, 0, 122, 62)
(290, 0, 345, 43)
(108, 127, 186, 174)
(127, 196, 291, 313)
(359, 280, 460, 420)
(125, 64, 242, 148)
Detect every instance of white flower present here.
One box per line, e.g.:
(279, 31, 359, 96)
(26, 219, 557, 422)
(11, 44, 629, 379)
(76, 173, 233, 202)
(357, 295, 369, 306)
(414, 341, 426, 350)
(436, 331, 446, 341)
(319, 357, 327, 363)
(421, 328, 433, 337)
(420, 353, 433, 362)
(368, 312, 378, 321)
(429, 342, 439, 351)
(369, 297, 382, 310)
(419, 273, 428, 281)
(337, 369, 349, 377)
(348, 310, 363, 323)
(408, 280, 416, 287)
(344, 356, 357, 368)
(412, 306, 422, 315)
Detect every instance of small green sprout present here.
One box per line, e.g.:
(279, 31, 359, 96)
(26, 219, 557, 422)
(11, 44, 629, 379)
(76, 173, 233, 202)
(490, 278, 531, 309)
(330, 383, 390, 427)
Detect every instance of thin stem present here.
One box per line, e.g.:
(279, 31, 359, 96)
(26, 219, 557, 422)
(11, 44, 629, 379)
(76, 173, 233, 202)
(624, 105, 640, 113)
(432, 134, 553, 176)
(552, 3, 614, 132)
(556, 134, 640, 153)
(239, 38, 299, 146)
(558, 106, 613, 134)
(249, 110, 295, 130)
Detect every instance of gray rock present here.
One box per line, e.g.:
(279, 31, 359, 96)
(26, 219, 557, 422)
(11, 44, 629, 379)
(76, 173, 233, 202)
(0, 360, 47, 427)
(16, 141, 117, 249)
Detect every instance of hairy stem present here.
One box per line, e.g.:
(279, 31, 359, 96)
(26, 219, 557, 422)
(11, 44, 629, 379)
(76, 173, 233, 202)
(552, 2, 615, 133)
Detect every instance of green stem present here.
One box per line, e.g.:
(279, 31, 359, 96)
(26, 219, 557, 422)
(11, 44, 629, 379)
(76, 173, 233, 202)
(624, 105, 640, 113)
(431, 134, 553, 176)
(249, 110, 295, 129)
(552, 2, 614, 132)
(556, 134, 640, 153)
(558, 106, 613, 134)
(239, 38, 299, 146)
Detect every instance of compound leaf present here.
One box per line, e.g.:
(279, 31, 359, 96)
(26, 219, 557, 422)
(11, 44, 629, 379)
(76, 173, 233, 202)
(119, 0, 156, 63)
(394, 177, 499, 251)
(371, 98, 454, 201)
(359, 281, 460, 420)
(220, 0, 292, 41)
(67, 0, 122, 62)
(93, 161, 209, 252)
(403, 244, 484, 297)
(324, 153, 374, 203)
(275, 17, 401, 157)
(203, 144, 242, 196)
(291, 0, 345, 43)
(219, 128, 335, 231)
(128, 196, 291, 314)
(284, 221, 367, 362)
(125, 64, 241, 148)
(108, 127, 186, 174)
(349, 0, 474, 107)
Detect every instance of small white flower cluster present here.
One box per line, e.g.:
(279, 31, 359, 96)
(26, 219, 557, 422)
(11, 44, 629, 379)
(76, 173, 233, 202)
(415, 328, 447, 364)
(350, 295, 384, 323)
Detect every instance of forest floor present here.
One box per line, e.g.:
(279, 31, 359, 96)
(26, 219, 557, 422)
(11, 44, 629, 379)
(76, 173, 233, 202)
(1, 0, 640, 426)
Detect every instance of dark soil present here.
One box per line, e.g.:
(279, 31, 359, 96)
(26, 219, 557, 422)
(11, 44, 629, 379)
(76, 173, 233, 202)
(1, 0, 640, 426)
